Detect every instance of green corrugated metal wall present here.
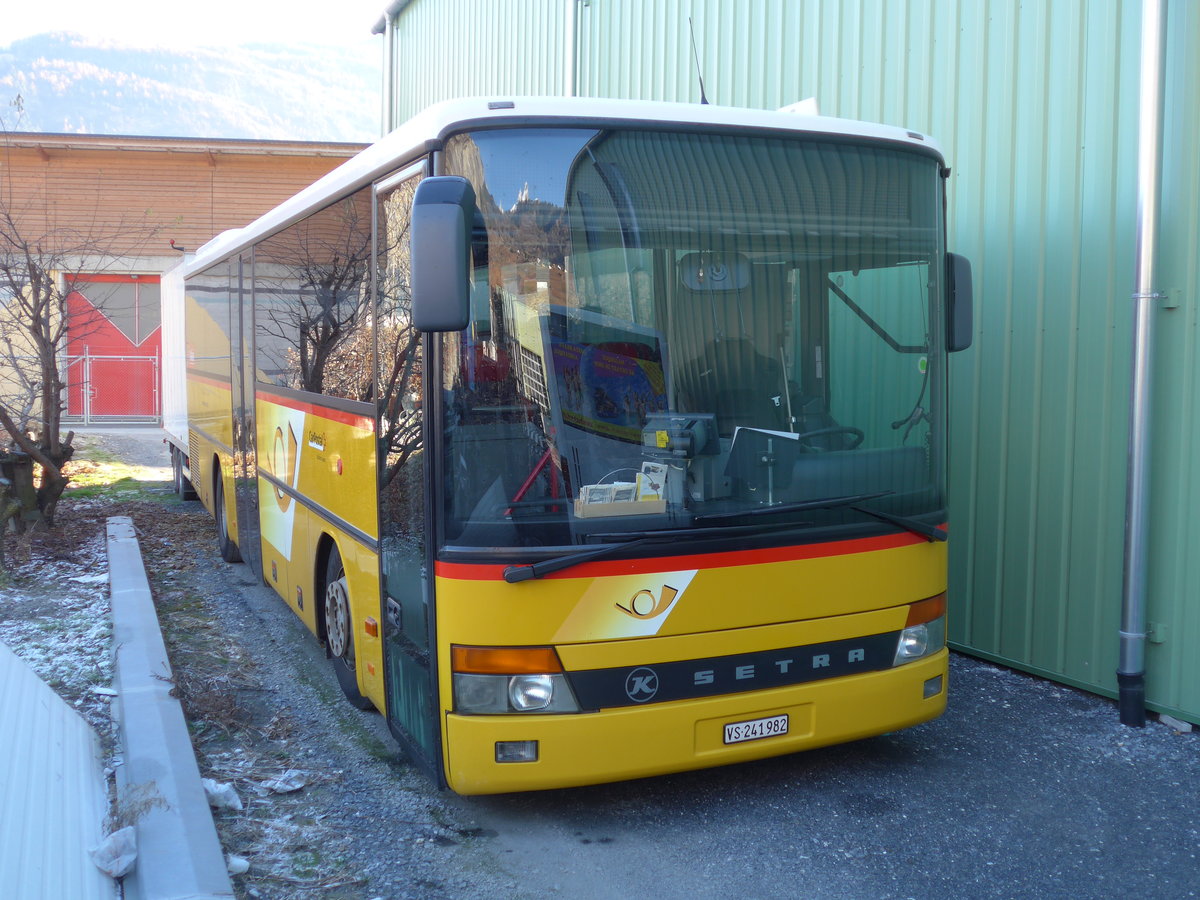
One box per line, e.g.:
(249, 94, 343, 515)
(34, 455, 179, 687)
(388, 0, 1200, 723)
(388, 0, 566, 122)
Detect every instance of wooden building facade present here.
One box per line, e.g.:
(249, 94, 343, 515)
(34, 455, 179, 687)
(0, 133, 365, 423)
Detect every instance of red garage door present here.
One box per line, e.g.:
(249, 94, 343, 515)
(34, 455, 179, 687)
(65, 274, 161, 421)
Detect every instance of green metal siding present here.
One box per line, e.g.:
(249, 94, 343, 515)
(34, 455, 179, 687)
(389, 0, 566, 127)
(578, 0, 781, 106)
(385, 0, 1200, 723)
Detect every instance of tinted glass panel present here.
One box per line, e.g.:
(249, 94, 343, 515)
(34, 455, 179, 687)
(440, 128, 946, 552)
(254, 188, 374, 400)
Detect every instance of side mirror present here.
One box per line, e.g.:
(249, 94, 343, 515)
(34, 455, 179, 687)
(411, 176, 476, 332)
(946, 252, 973, 352)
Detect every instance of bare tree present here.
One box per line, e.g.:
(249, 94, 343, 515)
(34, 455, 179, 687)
(255, 193, 374, 396)
(1, 98, 158, 528)
(256, 185, 423, 490)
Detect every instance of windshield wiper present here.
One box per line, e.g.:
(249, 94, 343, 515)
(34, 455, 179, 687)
(850, 505, 947, 542)
(690, 490, 945, 542)
(691, 490, 893, 525)
(503, 535, 665, 583)
(502, 521, 815, 583)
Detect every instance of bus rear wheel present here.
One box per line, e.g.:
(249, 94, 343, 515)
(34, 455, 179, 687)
(172, 448, 198, 500)
(324, 546, 373, 710)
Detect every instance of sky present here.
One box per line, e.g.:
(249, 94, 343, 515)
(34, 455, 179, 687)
(2, 0, 389, 51)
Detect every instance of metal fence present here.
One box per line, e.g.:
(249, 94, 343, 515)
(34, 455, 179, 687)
(63, 353, 160, 425)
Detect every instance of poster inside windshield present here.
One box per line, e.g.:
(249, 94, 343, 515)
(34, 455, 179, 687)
(549, 338, 668, 443)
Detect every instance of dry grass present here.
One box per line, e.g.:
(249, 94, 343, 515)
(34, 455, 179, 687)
(168, 668, 255, 738)
(106, 781, 168, 832)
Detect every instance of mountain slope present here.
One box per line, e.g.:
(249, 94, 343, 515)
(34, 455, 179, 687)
(0, 33, 380, 142)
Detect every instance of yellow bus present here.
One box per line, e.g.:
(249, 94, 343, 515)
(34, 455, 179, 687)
(176, 97, 972, 794)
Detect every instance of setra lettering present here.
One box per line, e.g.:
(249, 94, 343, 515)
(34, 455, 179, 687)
(685, 647, 871, 690)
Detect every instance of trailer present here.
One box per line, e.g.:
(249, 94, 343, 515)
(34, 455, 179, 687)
(159, 255, 197, 500)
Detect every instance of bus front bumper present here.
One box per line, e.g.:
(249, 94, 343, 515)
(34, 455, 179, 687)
(443, 649, 947, 794)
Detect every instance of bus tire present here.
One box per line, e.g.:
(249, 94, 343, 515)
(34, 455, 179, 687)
(324, 546, 373, 710)
(171, 448, 183, 496)
(172, 448, 198, 500)
(179, 451, 198, 500)
(214, 469, 241, 563)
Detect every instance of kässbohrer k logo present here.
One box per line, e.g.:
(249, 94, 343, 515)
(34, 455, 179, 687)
(625, 666, 659, 702)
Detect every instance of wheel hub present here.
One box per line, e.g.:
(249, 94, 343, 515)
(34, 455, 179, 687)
(325, 576, 351, 659)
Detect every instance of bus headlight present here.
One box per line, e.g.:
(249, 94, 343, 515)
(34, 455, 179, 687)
(454, 673, 508, 712)
(893, 594, 947, 666)
(451, 645, 582, 714)
(509, 674, 554, 711)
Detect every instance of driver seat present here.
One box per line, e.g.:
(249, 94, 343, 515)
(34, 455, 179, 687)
(685, 337, 788, 435)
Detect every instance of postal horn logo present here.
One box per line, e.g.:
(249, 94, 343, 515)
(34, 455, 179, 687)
(616, 584, 679, 619)
(625, 666, 659, 703)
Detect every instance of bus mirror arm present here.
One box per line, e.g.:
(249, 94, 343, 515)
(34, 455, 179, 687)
(411, 176, 476, 332)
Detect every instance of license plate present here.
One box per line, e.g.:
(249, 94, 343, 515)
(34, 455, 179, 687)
(723, 713, 789, 744)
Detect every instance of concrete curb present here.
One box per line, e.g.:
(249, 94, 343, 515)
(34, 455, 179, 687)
(107, 516, 234, 900)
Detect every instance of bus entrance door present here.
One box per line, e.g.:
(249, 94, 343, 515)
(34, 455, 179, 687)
(375, 167, 441, 780)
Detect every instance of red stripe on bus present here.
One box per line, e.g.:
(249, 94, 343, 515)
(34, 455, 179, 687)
(435, 527, 946, 581)
(184, 373, 374, 429)
(255, 388, 376, 431)
(67, 273, 161, 284)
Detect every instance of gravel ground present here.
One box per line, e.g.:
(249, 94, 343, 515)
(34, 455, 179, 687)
(134, 496, 506, 898)
(71, 426, 172, 472)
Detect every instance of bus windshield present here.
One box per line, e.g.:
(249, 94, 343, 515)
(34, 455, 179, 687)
(438, 126, 947, 552)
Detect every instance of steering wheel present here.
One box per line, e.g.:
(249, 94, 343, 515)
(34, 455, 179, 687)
(794, 426, 864, 451)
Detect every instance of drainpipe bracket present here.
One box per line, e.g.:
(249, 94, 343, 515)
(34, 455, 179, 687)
(1131, 290, 1181, 310)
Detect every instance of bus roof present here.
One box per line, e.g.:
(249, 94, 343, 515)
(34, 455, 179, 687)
(186, 96, 945, 275)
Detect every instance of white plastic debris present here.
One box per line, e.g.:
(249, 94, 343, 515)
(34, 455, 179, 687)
(70, 572, 110, 584)
(89, 826, 137, 878)
(226, 854, 250, 875)
(1159, 714, 1194, 733)
(90, 686, 119, 697)
(257, 769, 307, 794)
(202, 778, 244, 811)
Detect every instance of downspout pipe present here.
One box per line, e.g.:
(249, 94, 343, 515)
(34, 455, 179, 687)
(382, 13, 396, 135)
(565, 0, 579, 98)
(372, 1, 410, 133)
(1119, 0, 1168, 728)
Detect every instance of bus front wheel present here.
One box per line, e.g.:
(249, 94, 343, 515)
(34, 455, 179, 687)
(324, 546, 373, 710)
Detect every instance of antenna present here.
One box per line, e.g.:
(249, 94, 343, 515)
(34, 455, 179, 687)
(688, 17, 710, 105)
